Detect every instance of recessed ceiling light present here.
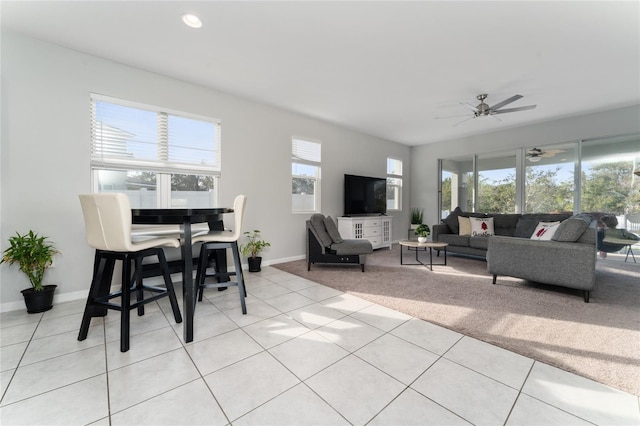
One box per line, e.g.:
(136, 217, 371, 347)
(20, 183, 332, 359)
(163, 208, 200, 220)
(182, 14, 202, 29)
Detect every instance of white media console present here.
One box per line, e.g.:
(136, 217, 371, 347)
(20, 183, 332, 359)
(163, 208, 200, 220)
(337, 216, 392, 250)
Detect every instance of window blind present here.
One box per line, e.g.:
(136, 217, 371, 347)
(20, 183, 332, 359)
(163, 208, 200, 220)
(90, 95, 220, 175)
(292, 138, 321, 165)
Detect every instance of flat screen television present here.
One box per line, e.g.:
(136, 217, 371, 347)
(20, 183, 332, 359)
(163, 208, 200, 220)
(344, 174, 387, 216)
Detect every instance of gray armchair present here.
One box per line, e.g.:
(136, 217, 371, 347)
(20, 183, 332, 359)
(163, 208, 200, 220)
(306, 214, 373, 272)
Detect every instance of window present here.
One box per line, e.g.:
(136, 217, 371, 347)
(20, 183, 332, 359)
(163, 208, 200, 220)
(90, 95, 221, 208)
(477, 152, 516, 214)
(386, 157, 402, 210)
(292, 138, 321, 213)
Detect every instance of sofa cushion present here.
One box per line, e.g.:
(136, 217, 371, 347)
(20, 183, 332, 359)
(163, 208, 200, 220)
(513, 219, 539, 238)
(331, 239, 373, 255)
(458, 216, 471, 236)
(438, 233, 470, 247)
(552, 214, 592, 242)
(469, 236, 490, 250)
(470, 217, 495, 237)
(531, 221, 561, 240)
(490, 214, 522, 236)
(324, 216, 344, 243)
(310, 214, 333, 248)
(521, 213, 572, 223)
(443, 206, 463, 234)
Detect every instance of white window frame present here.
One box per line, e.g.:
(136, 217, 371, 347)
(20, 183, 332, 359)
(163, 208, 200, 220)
(387, 157, 403, 211)
(292, 137, 321, 213)
(90, 94, 221, 208)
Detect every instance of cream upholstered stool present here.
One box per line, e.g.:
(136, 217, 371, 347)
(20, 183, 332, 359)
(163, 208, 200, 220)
(78, 193, 183, 352)
(192, 195, 247, 314)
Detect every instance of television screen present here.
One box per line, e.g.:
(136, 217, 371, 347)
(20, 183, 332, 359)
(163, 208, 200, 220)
(344, 174, 387, 216)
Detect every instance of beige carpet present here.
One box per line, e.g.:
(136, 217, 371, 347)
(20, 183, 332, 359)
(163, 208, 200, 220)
(274, 245, 640, 396)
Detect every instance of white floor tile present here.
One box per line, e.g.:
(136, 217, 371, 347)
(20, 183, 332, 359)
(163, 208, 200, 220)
(21, 326, 104, 366)
(319, 293, 373, 314)
(186, 328, 263, 375)
(0, 342, 28, 372)
(370, 388, 472, 426)
(247, 283, 290, 300)
(223, 299, 281, 328)
(268, 330, 349, 380)
(507, 393, 592, 425)
(108, 348, 200, 413)
(296, 284, 343, 302)
(172, 310, 239, 344)
(350, 303, 412, 332)
(243, 313, 310, 349)
(522, 362, 640, 425)
(234, 383, 349, 426)
(106, 326, 183, 370)
(104, 309, 171, 343)
(110, 379, 228, 426)
(411, 357, 519, 425)
(1, 345, 106, 405)
(0, 310, 42, 330)
(0, 375, 108, 425)
(315, 315, 385, 352)
(262, 292, 315, 313)
(444, 336, 533, 389)
(204, 351, 300, 421)
(276, 276, 318, 292)
(355, 333, 439, 385)
(305, 354, 405, 425)
(391, 317, 462, 355)
(286, 302, 346, 329)
(0, 322, 39, 347)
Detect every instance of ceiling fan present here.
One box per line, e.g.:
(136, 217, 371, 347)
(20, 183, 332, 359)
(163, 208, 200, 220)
(438, 94, 537, 127)
(527, 147, 565, 162)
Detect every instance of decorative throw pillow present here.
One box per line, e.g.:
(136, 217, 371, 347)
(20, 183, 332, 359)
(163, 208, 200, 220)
(552, 214, 592, 242)
(324, 216, 344, 243)
(443, 206, 463, 234)
(469, 217, 495, 237)
(530, 221, 561, 240)
(458, 216, 471, 236)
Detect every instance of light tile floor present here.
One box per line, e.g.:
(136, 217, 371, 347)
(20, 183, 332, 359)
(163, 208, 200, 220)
(1, 266, 639, 425)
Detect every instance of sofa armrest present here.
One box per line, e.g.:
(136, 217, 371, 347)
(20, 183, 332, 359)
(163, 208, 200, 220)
(432, 223, 451, 242)
(487, 236, 596, 291)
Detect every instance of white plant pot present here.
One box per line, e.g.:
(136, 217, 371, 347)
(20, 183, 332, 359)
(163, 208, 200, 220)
(418, 236, 428, 243)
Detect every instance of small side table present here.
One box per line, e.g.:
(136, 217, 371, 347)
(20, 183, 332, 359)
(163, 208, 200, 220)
(399, 240, 448, 271)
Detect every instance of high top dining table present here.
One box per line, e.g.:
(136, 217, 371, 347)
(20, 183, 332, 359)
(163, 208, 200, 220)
(132, 207, 233, 342)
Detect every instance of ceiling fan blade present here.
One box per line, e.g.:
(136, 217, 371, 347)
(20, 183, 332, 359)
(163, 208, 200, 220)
(460, 102, 478, 113)
(490, 94, 523, 111)
(435, 114, 472, 119)
(452, 115, 475, 127)
(492, 105, 537, 114)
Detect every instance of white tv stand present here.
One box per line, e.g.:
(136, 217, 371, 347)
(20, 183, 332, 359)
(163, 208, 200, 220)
(337, 216, 392, 250)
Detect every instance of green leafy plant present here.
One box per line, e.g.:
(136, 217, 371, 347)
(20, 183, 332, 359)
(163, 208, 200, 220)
(414, 224, 430, 237)
(240, 230, 271, 259)
(410, 208, 424, 225)
(1, 230, 59, 291)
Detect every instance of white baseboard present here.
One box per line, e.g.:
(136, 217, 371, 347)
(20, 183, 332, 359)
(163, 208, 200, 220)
(0, 255, 308, 313)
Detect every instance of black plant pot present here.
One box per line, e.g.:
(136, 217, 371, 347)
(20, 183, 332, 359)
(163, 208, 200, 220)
(21, 284, 57, 313)
(247, 256, 262, 272)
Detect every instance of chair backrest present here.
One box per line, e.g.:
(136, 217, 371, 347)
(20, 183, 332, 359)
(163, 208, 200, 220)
(229, 195, 247, 241)
(79, 193, 133, 252)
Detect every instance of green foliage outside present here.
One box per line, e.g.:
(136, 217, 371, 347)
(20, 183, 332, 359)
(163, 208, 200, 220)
(444, 161, 639, 215)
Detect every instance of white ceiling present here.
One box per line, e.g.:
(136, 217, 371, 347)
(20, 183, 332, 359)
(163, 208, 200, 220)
(2, 1, 639, 146)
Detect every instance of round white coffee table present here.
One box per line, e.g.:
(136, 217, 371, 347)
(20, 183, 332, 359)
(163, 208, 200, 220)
(399, 240, 448, 270)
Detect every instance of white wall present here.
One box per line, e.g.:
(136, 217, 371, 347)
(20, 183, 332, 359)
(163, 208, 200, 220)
(410, 105, 640, 228)
(0, 32, 410, 310)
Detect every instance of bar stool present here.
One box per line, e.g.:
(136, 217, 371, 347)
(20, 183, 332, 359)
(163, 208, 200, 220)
(78, 193, 183, 352)
(192, 195, 247, 314)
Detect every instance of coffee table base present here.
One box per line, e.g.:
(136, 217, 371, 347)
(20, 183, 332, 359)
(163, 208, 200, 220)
(400, 242, 447, 271)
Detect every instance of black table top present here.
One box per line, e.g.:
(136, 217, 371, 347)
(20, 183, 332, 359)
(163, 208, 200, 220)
(131, 207, 233, 225)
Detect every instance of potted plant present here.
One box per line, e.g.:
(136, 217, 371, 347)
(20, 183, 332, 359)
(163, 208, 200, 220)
(410, 208, 424, 229)
(1, 230, 59, 313)
(414, 224, 430, 243)
(240, 230, 270, 272)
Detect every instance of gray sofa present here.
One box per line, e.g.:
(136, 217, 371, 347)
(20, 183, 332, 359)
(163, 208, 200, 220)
(433, 208, 597, 302)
